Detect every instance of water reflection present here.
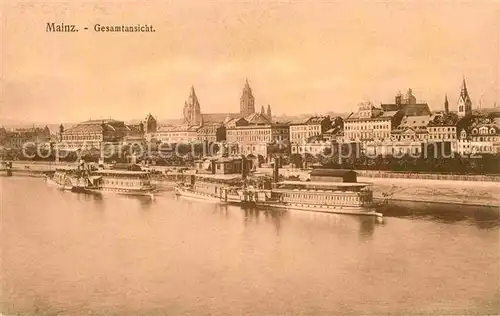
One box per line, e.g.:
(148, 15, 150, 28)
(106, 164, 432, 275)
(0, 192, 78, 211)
(358, 216, 378, 240)
(2, 177, 499, 315)
(241, 207, 288, 235)
(211, 204, 230, 218)
(380, 200, 500, 229)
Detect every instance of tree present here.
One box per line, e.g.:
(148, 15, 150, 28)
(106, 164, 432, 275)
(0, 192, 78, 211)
(290, 153, 303, 168)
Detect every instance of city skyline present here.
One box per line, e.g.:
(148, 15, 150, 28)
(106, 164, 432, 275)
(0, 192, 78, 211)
(2, 0, 499, 124)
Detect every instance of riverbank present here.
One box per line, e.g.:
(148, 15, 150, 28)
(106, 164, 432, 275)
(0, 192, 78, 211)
(360, 177, 500, 208)
(257, 167, 499, 208)
(4, 162, 499, 208)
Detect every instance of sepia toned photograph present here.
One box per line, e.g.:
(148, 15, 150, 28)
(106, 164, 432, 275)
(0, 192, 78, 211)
(1, 0, 499, 315)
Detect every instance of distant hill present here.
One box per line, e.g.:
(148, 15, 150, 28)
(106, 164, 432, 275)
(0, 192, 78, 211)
(1, 117, 185, 133)
(1, 112, 351, 133)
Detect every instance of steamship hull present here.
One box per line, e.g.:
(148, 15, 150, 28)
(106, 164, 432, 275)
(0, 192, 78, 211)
(174, 186, 228, 204)
(251, 200, 384, 218)
(82, 187, 155, 198)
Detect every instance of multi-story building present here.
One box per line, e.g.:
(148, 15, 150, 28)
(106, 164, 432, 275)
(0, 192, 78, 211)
(290, 117, 344, 155)
(323, 126, 343, 143)
(154, 125, 200, 144)
(1, 126, 51, 149)
(226, 113, 289, 156)
(344, 89, 431, 145)
(391, 115, 433, 142)
(469, 122, 500, 153)
(424, 113, 460, 152)
(196, 124, 226, 143)
(59, 119, 129, 150)
(122, 124, 145, 145)
(289, 116, 332, 144)
(290, 136, 332, 155)
(344, 102, 402, 142)
(458, 116, 500, 154)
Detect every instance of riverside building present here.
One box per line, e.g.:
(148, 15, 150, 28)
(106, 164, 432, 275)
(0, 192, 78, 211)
(289, 116, 332, 144)
(226, 113, 289, 157)
(58, 119, 143, 151)
(0, 126, 51, 149)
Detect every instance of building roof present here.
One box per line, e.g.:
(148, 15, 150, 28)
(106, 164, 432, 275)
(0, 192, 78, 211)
(346, 110, 396, 121)
(110, 163, 143, 171)
(305, 135, 329, 143)
(305, 116, 330, 124)
(380, 103, 431, 116)
(278, 180, 368, 187)
(125, 124, 143, 135)
(324, 127, 342, 135)
(427, 113, 460, 127)
(157, 125, 200, 132)
(379, 111, 399, 118)
(80, 119, 123, 125)
(197, 124, 223, 134)
(245, 112, 272, 125)
(396, 115, 433, 129)
(202, 113, 241, 124)
(226, 117, 248, 126)
(471, 123, 500, 135)
(64, 119, 128, 134)
(310, 169, 356, 177)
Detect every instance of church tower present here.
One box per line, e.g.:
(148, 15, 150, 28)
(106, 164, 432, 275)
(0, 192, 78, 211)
(260, 105, 265, 115)
(457, 77, 472, 117)
(183, 86, 202, 126)
(266, 104, 272, 120)
(143, 113, 157, 133)
(240, 79, 255, 117)
(444, 94, 449, 114)
(402, 88, 416, 105)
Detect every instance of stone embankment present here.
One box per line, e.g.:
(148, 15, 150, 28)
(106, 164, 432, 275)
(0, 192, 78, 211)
(257, 167, 500, 208)
(359, 177, 500, 207)
(5, 162, 499, 207)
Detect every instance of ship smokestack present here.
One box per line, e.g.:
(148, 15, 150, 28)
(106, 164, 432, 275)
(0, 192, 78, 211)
(241, 155, 248, 180)
(273, 157, 280, 183)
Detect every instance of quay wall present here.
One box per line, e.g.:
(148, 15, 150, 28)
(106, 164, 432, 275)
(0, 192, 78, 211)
(359, 177, 500, 208)
(355, 170, 500, 182)
(256, 167, 499, 207)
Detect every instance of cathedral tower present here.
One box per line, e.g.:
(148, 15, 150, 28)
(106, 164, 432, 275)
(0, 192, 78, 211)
(240, 79, 255, 117)
(183, 86, 202, 126)
(457, 77, 472, 117)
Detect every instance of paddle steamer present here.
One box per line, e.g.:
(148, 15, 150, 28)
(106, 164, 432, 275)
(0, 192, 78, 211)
(85, 164, 156, 197)
(174, 157, 383, 218)
(241, 169, 382, 218)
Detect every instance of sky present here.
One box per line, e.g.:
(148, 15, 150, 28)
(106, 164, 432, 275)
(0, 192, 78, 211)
(2, 0, 499, 124)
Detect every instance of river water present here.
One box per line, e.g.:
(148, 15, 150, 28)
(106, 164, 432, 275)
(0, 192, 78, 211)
(1, 177, 499, 315)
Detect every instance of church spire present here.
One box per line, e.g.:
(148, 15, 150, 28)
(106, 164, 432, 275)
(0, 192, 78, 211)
(261, 105, 265, 115)
(457, 76, 472, 118)
(444, 94, 449, 114)
(460, 76, 469, 99)
(266, 104, 272, 120)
